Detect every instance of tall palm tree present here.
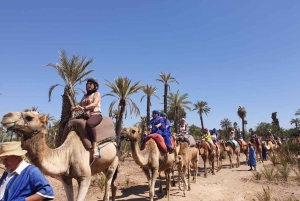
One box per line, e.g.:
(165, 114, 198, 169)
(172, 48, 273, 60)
(237, 106, 247, 139)
(102, 77, 143, 138)
(140, 85, 160, 126)
(220, 118, 232, 131)
(45, 50, 94, 146)
(290, 118, 300, 129)
(295, 109, 300, 116)
(192, 101, 210, 130)
(167, 90, 192, 133)
(156, 72, 179, 113)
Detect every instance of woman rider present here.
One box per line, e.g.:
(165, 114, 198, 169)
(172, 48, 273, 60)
(71, 78, 102, 158)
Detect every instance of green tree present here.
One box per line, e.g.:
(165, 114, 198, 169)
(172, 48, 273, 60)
(233, 122, 238, 131)
(237, 106, 247, 139)
(220, 118, 232, 133)
(156, 72, 179, 113)
(103, 77, 143, 138)
(192, 101, 210, 130)
(167, 90, 191, 133)
(189, 124, 201, 140)
(46, 50, 94, 146)
(290, 118, 300, 129)
(140, 85, 159, 126)
(295, 109, 300, 116)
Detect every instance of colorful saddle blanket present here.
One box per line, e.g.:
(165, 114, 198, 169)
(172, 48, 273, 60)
(237, 140, 247, 147)
(200, 141, 219, 151)
(143, 134, 175, 153)
(226, 140, 238, 149)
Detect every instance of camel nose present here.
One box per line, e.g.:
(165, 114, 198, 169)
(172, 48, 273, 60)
(3, 113, 14, 118)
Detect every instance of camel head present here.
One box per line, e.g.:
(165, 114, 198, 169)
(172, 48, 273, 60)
(120, 127, 141, 141)
(1, 111, 47, 140)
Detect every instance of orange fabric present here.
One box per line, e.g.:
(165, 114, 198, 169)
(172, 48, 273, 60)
(215, 141, 220, 149)
(144, 134, 174, 153)
(201, 141, 218, 151)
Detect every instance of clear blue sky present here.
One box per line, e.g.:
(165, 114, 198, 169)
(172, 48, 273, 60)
(0, 1, 299, 131)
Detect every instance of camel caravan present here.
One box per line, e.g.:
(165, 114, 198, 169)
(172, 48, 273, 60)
(0, 110, 286, 201)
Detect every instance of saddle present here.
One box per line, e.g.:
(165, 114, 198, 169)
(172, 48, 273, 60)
(200, 141, 219, 152)
(237, 139, 247, 147)
(268, 138, 276, 144)
(143, 134, 175, 153)
(226, 141, 237, 150)
(250, 138, 261, 146)
(64, 116, 116, 149)
(176, 134, 196, 147)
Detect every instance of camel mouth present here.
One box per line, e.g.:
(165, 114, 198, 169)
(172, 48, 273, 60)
(1, 121, 16, 129)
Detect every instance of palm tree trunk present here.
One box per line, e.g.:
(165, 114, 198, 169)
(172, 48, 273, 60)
(115, 102, 126, 143)
(164, 83, 168, 113)
(174, 107, 178, 133)
(200, 113, 204, 130)
(146, 96, 150, 126)
(242, 118, 245, 140)
(56, 89, 72, 147)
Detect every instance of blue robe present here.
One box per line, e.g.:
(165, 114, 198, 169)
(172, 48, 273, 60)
(150, 117, 171, 147)
(248, 146, 257, 166)
(0, 165, 54, 201)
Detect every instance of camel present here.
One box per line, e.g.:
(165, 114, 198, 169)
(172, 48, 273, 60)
(176, 142, 191, 196)
(237, 140, 249, 162)
(196, 140, 221, 177)
(262, 140, 277, 156)
(1, 111, 118, 201)
(220, 140, 240, 168)
(120, 127, 175, 201)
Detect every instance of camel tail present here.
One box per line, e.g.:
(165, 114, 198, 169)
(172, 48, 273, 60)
(112, 165, 119, 182)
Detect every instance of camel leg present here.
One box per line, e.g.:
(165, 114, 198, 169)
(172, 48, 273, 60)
(111, 165, 119, 201)
(103, 158, 118, 201)
(236, 153, 240, 168)
(150, 168, 159, 201)
(171, 163, 176, 187)
(187, 163, 191, 191)
(158, 173, 163, 193)
(178, 167, 182, 190)
(202, 155, 207, 178)
(61, 176, 74, 201)
(182, 166, 187, 197)
(76, 176, 91, 201)
(211, 155, 215, 175)
(164, 169, 171, 201)
(142, 168, 151, 190)
(228, 154, 233, 169)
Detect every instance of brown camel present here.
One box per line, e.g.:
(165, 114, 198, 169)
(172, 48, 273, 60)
(120, 127, 175, 201)
(196, 140, 220, 177)
(1, 111, 118, 201)
(237, 140, 249, 162)
(220, 140, 240, 168)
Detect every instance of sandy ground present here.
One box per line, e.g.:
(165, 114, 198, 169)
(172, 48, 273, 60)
(1, 154, 300, 201)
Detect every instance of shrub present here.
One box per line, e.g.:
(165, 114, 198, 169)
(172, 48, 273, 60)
(261, 165, 278, 181)
(256, 185, 271, 201)
(253, 171, 262, 180)
(98, 173, 106, 191)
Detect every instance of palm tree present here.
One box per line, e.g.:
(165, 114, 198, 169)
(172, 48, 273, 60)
(156, 72, 179, 113)
(290, 118, 300, 129)
(102, 77, 143, 138)
(220, 118, 232, 131)
(295, 109, 300, 116)
(140, 85, 160, 126)
(192, 101, 210, 130)
(237, 106, 247, 139)
(167, 90, 192, 133)
(45, 50, 94, 146)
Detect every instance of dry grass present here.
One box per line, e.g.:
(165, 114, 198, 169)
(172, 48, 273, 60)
(260, 165, 278, 181)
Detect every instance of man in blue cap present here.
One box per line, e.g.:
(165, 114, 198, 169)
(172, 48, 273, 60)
(160, 112, 172, 136)
(149, 110, 173, 153)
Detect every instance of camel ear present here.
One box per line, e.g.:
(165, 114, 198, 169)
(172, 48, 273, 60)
(40, 115, 47, 123)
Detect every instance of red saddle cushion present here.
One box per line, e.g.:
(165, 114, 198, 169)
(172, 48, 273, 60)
(144, 134, 174, 153)
(201, 141, 218, 151)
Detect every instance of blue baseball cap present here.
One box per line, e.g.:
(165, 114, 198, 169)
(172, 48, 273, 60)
(152, 110, 159, 115)
(160, 112, 167, 117)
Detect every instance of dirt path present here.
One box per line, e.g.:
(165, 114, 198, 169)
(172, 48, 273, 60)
(2, 154, 299, 201)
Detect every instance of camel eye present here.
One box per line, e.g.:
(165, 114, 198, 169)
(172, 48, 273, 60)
(25, 116, 33, 121)
(132, 130, 136, 134)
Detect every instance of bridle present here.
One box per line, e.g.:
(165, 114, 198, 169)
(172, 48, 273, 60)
(14, 112, 41, 141)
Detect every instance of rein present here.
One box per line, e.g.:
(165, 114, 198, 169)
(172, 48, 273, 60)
(14, 112, 41, 141)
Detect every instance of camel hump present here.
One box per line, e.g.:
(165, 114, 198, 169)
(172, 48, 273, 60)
(144, 134, 175, 153)
(237, 140, 247, 147)
(67, 116, 116, 149)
